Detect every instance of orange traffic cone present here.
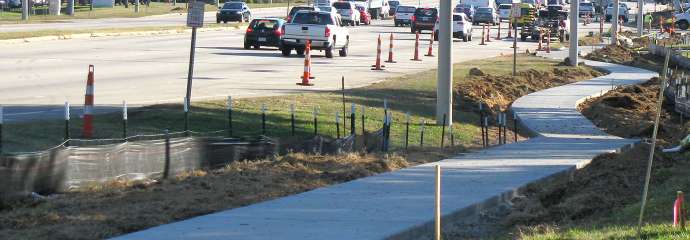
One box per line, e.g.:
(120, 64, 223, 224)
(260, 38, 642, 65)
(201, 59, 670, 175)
(82, 65, 95, 138)
(479, 25, 486, 45)
(411, 31, 422, 61)
(537, 29, 543, 51)
(546, 30, 551, 53)
(486, 24, 492, 42)
(425, 31, 434, 57)
(496, 21, 502, 40)
(385, 33, 396, 63)
(297, 40, 314, 86)
(372, 34, 386, 70)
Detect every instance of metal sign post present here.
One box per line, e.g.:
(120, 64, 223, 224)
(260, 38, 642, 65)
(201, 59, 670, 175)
(511, 3, 521, 77)
(185, 1, 204, 115)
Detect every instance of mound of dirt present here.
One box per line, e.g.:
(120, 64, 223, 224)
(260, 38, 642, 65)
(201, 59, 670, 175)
(456, 67, 603, 112)
(585, 45, 663, 71)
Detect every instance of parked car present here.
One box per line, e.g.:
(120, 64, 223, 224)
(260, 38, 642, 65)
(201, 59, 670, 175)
(605, 2, 629, 22)
(394, 5, 416, 26)
(498, 4, 512, 20)
(333, 1, 361, 26)
(434, 12, 473, 42)
(216, 2, 252, 23)
(281, 10, 350, 58)
(318, 6, 338, 15)
(473, 7, 499, 25)
(244, 18, 286, 49)
(388, 0, 400, 16)
(578, 1, 596, 17)
(454, 4, 476, 20)
(355, 4, 372, 25)
(410, 7, 438, 33)
(288, 6, 320, 22)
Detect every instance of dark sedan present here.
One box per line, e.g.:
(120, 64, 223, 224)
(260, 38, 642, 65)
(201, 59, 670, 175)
(244, 18, 286, 49)
(217, 2, 252, 23)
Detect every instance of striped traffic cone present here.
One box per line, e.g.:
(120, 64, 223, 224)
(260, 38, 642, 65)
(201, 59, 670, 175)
(372, 34, 386, 70)
(486, 24, 492, 42)
(546, 30, 551, 53)
(411, 31, 422, 61)
(479, 25, 486, 45)
(537, 29, 543, 51)
(297, 40, 314, 86)
(82, 65, 95, 138)
(385, 33, 396, 63)
(425, 31, 434, 57)
(496, 21, 501, 40)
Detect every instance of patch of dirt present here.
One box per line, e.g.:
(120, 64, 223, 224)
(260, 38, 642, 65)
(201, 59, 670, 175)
(456, 67, 603, 113)
(0, 152, 443, 240)
(585, 44, 663, 71)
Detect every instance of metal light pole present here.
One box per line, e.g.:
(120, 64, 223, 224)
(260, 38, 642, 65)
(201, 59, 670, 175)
(67, 0, 74, 15)
(21, 0, 29, 20)
(637, 0, 644, 37)
(611, 0, 619, 45)
(569, 0, 579, 66)
(436, 0, 453, 126)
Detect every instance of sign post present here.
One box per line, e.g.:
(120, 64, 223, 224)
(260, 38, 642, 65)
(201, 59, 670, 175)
(185, 1, 204, 116)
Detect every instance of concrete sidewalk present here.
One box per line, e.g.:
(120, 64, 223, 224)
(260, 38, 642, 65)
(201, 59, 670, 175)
(114, 60, 657, 240)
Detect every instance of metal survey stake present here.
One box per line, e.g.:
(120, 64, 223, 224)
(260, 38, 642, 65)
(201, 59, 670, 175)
(405, 112, 410, 150)
(336, 112, 341, 139)
(227, 96, 233, 137)
(290, 104, 296, 136)
(313, 106, 319, 136)
(184, 1, 204, 123)
(261, 104, 267, 135)
(350, 103, 356, 135)
(123, 101, 128, 139)
(64, 101, 71, 143)
(184, 97, 190, 136)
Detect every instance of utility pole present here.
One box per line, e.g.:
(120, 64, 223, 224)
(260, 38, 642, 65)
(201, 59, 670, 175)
(569, 0, 579, 66)
(21, 0, 28, 20)
(436, 0, 452, 126)
(637, 0, 644, 37)
(611, 0, 619, 45)
(67, 0, 74, 15)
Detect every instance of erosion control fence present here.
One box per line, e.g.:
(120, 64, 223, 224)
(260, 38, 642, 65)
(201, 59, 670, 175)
(648, 41, 690, 116)
(0, 131, 364, 198)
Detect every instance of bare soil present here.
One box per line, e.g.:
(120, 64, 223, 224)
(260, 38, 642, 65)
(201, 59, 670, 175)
(457, 66, 603, 113)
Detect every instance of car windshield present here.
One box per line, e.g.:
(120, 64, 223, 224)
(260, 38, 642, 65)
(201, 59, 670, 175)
(389, 1, 399, 7)
(250, 19, 278, 29)
(292, 12, 334, 25)
(477, 8, 492, 13)
(222, 3, 243, 9)
(499, 4, 511, 9)
(397, 6, 415, 12)
(320, 6, 332, 11)
(333, 2, 351, 9)
(580, 2, 593, 7)
(415, 8, 437, 16)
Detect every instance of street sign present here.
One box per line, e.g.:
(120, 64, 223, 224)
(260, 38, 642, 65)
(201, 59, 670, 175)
(511, 3, 522, 18)
(187, 1, 205, 28)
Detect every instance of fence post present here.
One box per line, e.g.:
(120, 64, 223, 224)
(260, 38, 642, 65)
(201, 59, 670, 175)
(381, 112, 388, 151)
(227, 96, 233, 137)
(449, 124, 454, 147)
(405, 112, 410, 150)
(290, 103, 296, 136)
(479, 103, 485, 147)
(350, 103, 356, 135)
(483, 117, 489, 147)
(336, 112, 341, 139)
(183, 97, 189, 137)
(361, 106, 366, 135)
(261, 103, 267, 136)
(123, 101, 128, 140)
(420, 120, 426, 147)
(64, 101, 71, 144)
(0, 105, 3, 154)
(385, 113, 392, 151)
(497, 114, 502, 145)
(313, 106, 319, 136)
(441, 114, 446, 148)
(163, 129, 170, 179)
(513, 112, 518, 142)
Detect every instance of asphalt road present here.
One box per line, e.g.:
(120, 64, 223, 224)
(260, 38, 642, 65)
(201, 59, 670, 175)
(0, 3, 629, 122)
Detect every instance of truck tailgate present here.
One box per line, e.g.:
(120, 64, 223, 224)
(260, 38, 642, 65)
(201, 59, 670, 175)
(283, 24, 328, 41)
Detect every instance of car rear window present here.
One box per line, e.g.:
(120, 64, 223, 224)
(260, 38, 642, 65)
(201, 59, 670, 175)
(355, 5, 366, 11)
(222, 2, 243, 9)
(292, 12, 334, 25)
(499, 4, 511, 9)
(333, 2, 351, 9)
(250, 19, 279, 29)
(415, 8, 437, 16)
(389, 1, 399, 7)
(397, 6, 415, 12)
(290, 7, 312, 16)
(452, 14, 462, 21)
(477, 7, 492, 13)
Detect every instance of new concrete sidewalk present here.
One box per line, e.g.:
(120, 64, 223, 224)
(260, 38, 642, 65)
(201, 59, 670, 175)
(114, 60, 657, 240)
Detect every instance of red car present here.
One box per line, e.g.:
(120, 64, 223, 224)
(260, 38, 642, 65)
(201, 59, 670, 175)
(355, 5, 371, 25)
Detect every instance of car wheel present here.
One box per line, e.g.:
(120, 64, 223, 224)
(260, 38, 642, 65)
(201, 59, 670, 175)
(254, 44, 260, 49)
(463, 35, 468, 42)
(395, 22, 399, 27)
(244, 41, 251, 50)
(216, 18, 221, 24)
(339, 45, 348, 57)
(410, 27, 416, 33)
(521, 35, 527, 41)
(281, 47, 292, 57)
(469, 34, 472, 41)
(678, 20, 690, 30)
(325, 47, 334, 58)
(434, 32, 438, 41)
(356, 20, 360, 26)
(223, 20, 228, 23)
(295, 47, 305, 56)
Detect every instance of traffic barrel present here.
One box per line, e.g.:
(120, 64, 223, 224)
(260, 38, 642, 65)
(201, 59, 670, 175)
(425, 31, 434, 57)
(372, 34, 386, 70)
(297, 40, 315, 86)
(411, 31, 422, 61)
(82, 65, 95, 138)
(385, 33, 396, 63)
(485, 24, 492, 42)
(480, 25, 487, 45)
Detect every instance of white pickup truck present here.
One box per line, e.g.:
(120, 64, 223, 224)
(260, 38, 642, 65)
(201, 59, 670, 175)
(281, 10, 350, 58)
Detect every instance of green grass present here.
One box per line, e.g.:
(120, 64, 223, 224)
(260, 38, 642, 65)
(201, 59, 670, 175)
(0, 22, 242, 40)
(0, 1, 296, 24)
(519, 159, 690, 240)
(1, 54, 564, 153)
